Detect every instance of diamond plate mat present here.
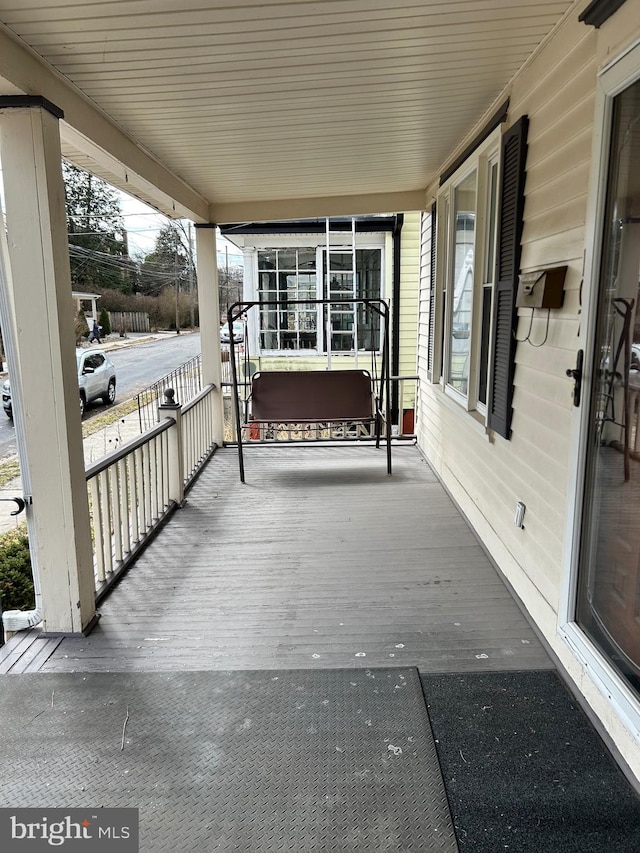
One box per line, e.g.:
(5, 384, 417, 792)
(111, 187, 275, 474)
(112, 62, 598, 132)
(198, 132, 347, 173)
(0, 668, 458, 852)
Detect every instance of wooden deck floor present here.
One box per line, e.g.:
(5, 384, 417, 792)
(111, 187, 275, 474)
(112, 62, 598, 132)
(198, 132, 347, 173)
(5, 444, 552, 673)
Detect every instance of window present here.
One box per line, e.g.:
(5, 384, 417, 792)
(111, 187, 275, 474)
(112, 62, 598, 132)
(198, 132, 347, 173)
(81, 353, 105, 372)
(256, 245, 383, 353)
(433, 118, 528, 436)
(323, 248, 382, 352)
(257, 249, 317, 350)
(437, 132, 500, 411)
(447, 174, 477, 396)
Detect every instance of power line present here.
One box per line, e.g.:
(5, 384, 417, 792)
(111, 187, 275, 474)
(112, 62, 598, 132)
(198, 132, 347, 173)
(67, 246, 191, 295)
(68, 211, 171, 220)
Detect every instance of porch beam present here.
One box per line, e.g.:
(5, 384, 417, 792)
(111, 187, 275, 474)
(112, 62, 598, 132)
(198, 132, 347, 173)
(194, 226, 225, 446)
(0, 102, 96, 634)
(210, 190, 427, 225)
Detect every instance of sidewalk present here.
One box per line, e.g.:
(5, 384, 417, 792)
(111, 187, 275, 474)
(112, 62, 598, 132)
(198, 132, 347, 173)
(0, 330, 189, 534)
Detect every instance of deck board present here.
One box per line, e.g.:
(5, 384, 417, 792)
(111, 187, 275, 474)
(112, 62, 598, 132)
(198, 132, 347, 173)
(25, 444, 551, 673)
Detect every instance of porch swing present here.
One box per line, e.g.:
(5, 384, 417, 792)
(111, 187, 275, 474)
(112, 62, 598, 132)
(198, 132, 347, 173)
(227, 222, 392, 482)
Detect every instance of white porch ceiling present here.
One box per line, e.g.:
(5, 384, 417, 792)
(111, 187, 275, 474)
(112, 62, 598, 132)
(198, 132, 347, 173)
(0, 0, 577, 222)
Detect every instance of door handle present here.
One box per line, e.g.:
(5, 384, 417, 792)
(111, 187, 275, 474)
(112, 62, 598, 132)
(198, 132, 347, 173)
(566, 349, 584, 407)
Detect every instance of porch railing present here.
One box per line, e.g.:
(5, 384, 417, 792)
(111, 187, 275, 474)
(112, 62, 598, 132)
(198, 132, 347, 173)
(182, 385, 218, 488)
(137, 353, 202, 432)
(86, 384, 217, 603)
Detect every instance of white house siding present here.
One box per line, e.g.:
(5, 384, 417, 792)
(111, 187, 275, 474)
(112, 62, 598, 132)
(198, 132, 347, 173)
(256, 355, 385, 374)
(416, 211, 433, 438)
(398, 211, 421, 416)
(417, 3, 640, 780)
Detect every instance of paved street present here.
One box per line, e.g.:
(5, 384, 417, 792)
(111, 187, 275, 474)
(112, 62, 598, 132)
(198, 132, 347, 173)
(0, 331, 201, 460)
(0, 330, 202, 533)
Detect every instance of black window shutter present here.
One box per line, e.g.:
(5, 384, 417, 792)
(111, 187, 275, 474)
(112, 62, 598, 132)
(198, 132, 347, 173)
(427, 202, 437, 380)
(487, 115, 529, 439)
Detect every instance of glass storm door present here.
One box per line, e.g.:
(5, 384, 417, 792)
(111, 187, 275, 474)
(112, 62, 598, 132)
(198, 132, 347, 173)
(576, 77, 640, 698)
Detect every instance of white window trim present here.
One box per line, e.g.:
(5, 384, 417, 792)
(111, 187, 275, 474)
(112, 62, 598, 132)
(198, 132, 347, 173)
(559, 39, 640, 744)
(253, 245, 320, 355)
(476, 153, 500, 418)
(247, 234, 387, 356)
(435, 128, 501, 415)
(320, 245, 386, 355)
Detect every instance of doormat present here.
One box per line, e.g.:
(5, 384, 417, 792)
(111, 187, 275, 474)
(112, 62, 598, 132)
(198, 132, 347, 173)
(421, 670, 640, 853)
(0, 668, 457, 852)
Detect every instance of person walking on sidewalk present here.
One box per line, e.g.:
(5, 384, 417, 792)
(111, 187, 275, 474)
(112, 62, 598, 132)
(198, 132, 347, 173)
(89, 320, 101, 344)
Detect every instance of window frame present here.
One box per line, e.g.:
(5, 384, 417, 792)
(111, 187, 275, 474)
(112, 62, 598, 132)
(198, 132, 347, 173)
(321, 246, 384, 354)
(250, 237, 386, 356)
(435, 128, 501, 417)
(256, 247, 320, 353)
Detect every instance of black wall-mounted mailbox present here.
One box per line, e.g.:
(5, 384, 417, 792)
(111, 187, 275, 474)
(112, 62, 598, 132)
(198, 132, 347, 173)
(516, 265, 567, 309)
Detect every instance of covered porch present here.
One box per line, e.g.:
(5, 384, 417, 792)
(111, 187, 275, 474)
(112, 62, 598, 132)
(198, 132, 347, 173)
(1, 1, 640, 845)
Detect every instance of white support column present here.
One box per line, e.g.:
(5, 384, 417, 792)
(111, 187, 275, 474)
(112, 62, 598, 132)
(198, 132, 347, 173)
(0, 99, 96, 634)
(195, 224, 225, 445)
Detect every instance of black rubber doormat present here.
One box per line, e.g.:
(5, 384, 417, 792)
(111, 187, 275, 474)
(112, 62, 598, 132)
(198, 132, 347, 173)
(421, 670, 640, 853)
(0, 669, 457, 852)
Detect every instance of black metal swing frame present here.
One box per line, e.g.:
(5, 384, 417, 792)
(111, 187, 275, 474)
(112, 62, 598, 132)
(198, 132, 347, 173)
(227, 298, 392, 482)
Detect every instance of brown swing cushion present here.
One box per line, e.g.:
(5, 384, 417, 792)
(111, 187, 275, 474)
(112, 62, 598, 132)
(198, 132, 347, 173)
(250, 370, 375, 423)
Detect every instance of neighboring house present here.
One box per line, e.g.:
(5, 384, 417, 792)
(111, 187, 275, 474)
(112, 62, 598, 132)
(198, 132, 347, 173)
(72, 290, 100, 327)
(221, 214, 420, 432)
(417, 2, 640, 779)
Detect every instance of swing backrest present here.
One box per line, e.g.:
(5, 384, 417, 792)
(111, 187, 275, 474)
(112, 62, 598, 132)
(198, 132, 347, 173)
(250, 370, 375, 423)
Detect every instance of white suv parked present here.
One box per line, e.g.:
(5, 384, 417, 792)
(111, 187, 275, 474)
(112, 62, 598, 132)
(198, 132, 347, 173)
(2, 348, 117, 419)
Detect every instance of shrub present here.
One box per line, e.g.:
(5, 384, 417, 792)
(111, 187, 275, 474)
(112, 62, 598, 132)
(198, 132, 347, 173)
(75, 308, 89, 345)
(0, 524, 34, 612)
(98, 306, 111, 336)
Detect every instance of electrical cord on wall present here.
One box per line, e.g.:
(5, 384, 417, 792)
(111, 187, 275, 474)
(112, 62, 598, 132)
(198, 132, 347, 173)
(515, 307, 551, 347)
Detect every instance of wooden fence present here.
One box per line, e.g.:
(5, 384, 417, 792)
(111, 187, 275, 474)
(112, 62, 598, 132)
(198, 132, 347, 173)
(108, 311, 150, 333)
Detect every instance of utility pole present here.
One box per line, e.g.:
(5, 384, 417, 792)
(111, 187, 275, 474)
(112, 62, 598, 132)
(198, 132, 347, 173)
(224, 244, 230, 316)
(174, 246, 180, 335)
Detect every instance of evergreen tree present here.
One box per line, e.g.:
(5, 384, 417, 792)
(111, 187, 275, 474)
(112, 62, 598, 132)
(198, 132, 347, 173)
(98, 306, 111, 337)
(64, 163, 136, 293)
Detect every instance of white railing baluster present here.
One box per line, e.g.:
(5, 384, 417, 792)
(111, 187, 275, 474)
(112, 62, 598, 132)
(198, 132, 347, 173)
(161, 430, 170, 509)
(185, 409, 193, 476)
(131, 448, 140, 537)
(111, 463, 123, 564)
(99, 469, 114, 576)
(142, 440, 152, 531)
(90, 475, 106, 583)
(159, 431, 167, 513)
(118, 458, 130, 557)
(149, 435, 159, 522)
(190, 406, 197, 473)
